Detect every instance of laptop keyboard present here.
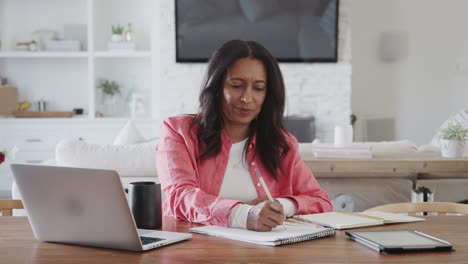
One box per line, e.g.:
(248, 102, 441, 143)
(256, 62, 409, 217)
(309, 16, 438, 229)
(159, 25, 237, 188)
(140, 236, 165, 245)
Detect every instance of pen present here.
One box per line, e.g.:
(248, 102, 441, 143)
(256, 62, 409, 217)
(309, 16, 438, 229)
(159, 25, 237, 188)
(254, 168, 287, 230)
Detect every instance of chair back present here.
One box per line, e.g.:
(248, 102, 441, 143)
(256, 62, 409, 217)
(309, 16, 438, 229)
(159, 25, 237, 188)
(365, 202, 468, 216)
(0, 200, 24, 216)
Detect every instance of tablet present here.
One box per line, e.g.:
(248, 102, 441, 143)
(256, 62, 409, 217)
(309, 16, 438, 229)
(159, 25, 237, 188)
(346, 230, 453, 254)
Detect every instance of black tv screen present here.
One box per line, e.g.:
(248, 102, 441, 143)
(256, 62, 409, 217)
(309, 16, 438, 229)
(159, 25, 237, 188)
(176, 0, 339, 63)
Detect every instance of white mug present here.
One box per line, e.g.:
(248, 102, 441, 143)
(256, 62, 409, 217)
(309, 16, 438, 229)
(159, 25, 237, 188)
(334, 125, 353, 147)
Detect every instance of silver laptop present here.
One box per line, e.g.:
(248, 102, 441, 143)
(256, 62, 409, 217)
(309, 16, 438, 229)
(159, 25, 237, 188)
(11, 164, 192, 252)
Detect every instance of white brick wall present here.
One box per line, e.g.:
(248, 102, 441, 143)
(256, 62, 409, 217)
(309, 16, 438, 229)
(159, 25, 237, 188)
(157, 0, 351, 142)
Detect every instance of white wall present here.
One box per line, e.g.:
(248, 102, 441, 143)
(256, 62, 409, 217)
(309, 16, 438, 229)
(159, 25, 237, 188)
(351, 0, 468, 144)
(156, 0, 352, 142)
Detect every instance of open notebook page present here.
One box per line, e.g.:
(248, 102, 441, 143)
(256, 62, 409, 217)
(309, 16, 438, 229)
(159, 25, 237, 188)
(358, 211, 425, 224)
(294, 212, 384, 229)
(190, 224, 335, 246)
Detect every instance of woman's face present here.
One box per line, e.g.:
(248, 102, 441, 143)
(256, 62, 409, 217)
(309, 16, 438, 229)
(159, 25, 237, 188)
(221, 57, 267, 128)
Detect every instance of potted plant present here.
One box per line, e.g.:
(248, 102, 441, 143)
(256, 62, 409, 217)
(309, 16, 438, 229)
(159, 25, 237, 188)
(28, 40, 38, 51)
(439, 121, 468, 158)
(111, 25, 124, 42)
(97, 79, 120, 96)
(97, 79, 121, 116)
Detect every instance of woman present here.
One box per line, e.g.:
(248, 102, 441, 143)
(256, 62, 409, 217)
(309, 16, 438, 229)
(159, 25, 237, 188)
(157, 40, 332, 231)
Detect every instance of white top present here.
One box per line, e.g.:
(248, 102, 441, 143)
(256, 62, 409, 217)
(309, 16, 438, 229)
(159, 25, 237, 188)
(218, 138, 296, 229)
(218, 138, 258, 203)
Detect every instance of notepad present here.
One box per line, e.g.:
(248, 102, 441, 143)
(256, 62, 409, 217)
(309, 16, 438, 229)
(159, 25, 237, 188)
(294, 211, 425, 230)
(189, 224, 335, 246)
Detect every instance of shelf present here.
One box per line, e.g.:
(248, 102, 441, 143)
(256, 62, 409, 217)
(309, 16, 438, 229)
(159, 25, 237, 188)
(0, 52, 89, 58)
(0, 117, 157, 124)
(14, 111, 75, 118)
(93, 51, 152, 58)
(0, 51, 152, 59)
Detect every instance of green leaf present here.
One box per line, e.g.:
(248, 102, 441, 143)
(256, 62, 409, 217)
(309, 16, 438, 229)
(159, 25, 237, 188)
(112, 24, 124, 35)
(440, 121, 468, 141)
(97, 79, 121, 96)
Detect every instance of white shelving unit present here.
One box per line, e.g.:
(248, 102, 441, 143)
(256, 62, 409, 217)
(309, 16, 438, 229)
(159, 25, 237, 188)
(0, 0, 157, 120)
(0, 52, 89, 58)
(0, 0, 160, 191)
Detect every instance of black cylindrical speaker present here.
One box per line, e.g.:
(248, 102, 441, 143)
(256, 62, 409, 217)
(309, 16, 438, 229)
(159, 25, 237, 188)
(128, 181, 162, 229)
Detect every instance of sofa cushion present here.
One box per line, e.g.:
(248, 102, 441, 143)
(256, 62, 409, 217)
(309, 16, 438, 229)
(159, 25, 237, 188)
(56, 139, 157, 177)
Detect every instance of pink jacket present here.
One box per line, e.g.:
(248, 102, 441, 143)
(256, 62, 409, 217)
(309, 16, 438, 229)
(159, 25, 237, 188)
(156, 115, 332, 227)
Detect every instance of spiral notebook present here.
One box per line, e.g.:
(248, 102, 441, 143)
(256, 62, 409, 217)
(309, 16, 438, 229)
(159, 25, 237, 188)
(189, 224, 335, 246)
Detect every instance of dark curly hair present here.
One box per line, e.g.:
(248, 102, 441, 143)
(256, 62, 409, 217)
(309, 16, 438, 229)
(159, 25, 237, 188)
(192, 40, 290, 180)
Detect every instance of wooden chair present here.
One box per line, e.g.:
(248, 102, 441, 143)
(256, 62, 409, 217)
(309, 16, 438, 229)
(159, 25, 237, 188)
(365, 202, 468, 216)
(0, 200, 24, 216)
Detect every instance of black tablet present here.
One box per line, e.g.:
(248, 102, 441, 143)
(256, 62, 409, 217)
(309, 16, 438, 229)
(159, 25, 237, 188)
(346, 230, 453, 254)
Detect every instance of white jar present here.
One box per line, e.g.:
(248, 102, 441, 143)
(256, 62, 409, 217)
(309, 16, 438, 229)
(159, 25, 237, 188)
(334, 125, 353, 147)
(111, 34, 123, 42)
(29, 42, 38, 51)
(440, 139, 465, 158)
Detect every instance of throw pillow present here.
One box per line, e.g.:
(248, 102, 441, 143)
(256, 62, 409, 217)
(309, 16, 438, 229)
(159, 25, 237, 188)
(113, 120, 146, 145)
(239, 0, 281, 22)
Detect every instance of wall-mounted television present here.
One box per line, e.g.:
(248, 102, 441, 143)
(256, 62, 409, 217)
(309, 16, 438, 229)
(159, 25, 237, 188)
(175, 0, 339, 63)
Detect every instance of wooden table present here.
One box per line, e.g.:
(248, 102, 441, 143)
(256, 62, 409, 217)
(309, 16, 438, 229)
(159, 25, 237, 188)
(0, 216, 466, 263)
(304, 154, 468, 178)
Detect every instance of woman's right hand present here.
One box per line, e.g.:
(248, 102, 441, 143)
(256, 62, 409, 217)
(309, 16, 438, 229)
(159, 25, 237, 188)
(246, 200, 284, 231)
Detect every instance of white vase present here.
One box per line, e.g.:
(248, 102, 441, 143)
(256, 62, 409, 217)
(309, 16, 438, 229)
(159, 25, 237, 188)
(103, 95, 119, 117)
(28, 43, 38, 51)
(111, 34, 123, 42)
(440, 139, 465, 158)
